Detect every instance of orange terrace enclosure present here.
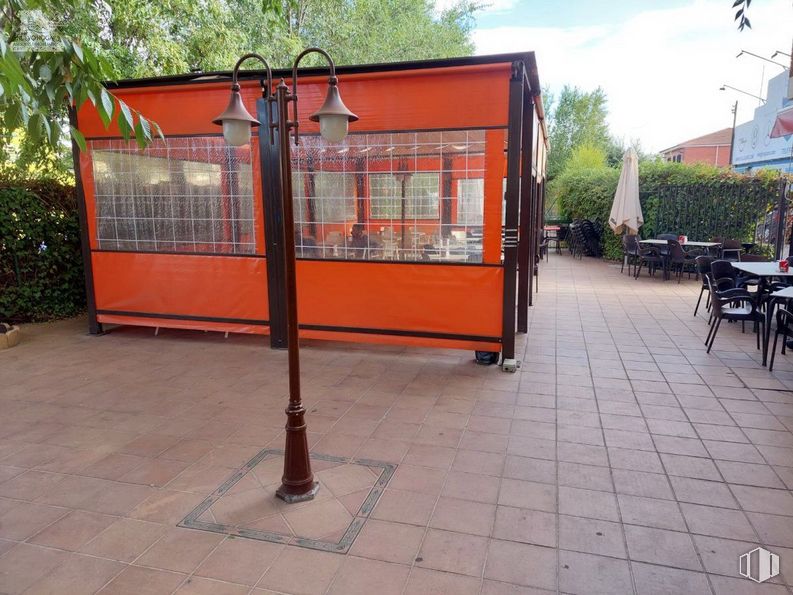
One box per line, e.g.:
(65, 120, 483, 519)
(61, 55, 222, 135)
(72, 52, 548, 364)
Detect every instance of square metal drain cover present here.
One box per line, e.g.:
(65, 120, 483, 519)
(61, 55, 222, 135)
(179, 449, 395, 554)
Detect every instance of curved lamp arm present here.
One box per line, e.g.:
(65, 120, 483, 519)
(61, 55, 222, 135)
(232, 52, 273, 97)
(289, 48, 336, 145)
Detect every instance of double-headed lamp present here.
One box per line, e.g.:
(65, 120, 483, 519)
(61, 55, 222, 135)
(213, 76, 358, 146)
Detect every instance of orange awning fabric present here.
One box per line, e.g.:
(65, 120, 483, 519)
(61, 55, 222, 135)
(771, 106, 793, 138)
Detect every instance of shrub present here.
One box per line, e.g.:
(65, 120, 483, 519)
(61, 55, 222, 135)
(555, 160, 785, 261)
(0, 180, 86, 322)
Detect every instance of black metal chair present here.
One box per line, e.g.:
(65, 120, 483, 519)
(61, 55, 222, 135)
(621, 235, 641, 276)
(710, 259, 755, 290)
(635, 245, 664, 278)
(721, 239, 742, 261)
(705, 276, 765, 354)
(694, 256, 714, 316)
(769, 307, 793, 371)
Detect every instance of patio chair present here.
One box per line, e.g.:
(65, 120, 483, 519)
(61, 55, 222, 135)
(621, 234, 641, 275)
(710, 259, 756, 291)
(538, 230, 550, 262)
(769, 307, 793, 371)
(721, 239, 742, 261)
(635, 245, 664, 278)
(666, 240, 692, 284)
(694, 255, 714, 316)
(704, 276, 765, 354)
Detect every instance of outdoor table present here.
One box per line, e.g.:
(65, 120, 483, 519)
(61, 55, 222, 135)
(638, 239, 720, 248)
(733, 262, 793, 365)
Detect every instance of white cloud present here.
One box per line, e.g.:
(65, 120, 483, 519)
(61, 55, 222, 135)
(473, 0, 793, 152)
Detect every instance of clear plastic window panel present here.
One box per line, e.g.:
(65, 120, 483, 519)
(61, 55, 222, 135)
(90, 137, 255, 254)
(291, 130, 485, 263)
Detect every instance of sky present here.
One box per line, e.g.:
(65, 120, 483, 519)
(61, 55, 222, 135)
(458, 0, 793, 152)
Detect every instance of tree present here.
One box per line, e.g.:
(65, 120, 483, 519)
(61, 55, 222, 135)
(1, 0, 477, 177)
(545, 85, 611, 179)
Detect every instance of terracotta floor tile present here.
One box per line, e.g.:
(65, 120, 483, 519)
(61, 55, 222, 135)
(617, 494, 687, 531)
(349, 519, 425, 564)
(327, 556, 409, 595)
(98, 565, 187, 595)
(80, 518, 168, 562)
(0, 543, 69, 595)
(417, 528, 489, 576)
(315, 463, 379, 497)
(23, 553, 125, 595)
(558, 486, 619, 521)
(558, 550, 633, 595)
(630, 562, 711, 595)
(257, 546, 343, 595)
(492, 506, 557, 547)
(679, 503, 757, 541)
(429, 497, 496, 536)
(484, 539, 557, 591)
(120, 458, 191, 487)
(624, 524, 701, 570)
(282, 498, 353, 540)
(134, 528, 224, 573)
(130, 489, 206, 524)
(175, 576, 249, 595)
(0, 501, 67, 541)
(498, 479, 556, 512)
(29, 509, 116, 550)
(388, 465, 446, 495)
(0, 470, 66, 501)
(195, 536, 282, 586)
(441, 470, 501, 503)
(405, 567, 481, 595)
(558, 515, 626, 558)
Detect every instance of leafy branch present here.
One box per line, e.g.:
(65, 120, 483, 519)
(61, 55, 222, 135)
(733, 0, 751, 31)
(0, 4, 163, 156)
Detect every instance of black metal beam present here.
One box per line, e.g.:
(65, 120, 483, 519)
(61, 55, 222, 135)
(517, 90, 535, 333)
(257, 98, 288, 348)
(104, 52, 539, 92)
(68, 107, 102, 335)
(501, 62, 524, 363)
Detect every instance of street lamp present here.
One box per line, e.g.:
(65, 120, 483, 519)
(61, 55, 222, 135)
(720, 84, 766, 103)
(213, 49, 358, 503)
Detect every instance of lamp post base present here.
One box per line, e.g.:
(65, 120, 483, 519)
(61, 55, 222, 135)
(276, 481, 320, 503)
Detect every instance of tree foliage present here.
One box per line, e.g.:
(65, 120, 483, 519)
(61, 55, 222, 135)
(1, 0, 477, 176)
(545, 85, 612, 180)
(555, 160, 783, 259)
(0, 179, 85, 322)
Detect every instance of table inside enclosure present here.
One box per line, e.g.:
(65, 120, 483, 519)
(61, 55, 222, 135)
(733, 262, 793, 366)
(638, 240, 721, 248)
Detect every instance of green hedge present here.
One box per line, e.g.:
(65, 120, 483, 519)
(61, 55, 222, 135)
(553, 161, 783, 260)
(0, 180, 86, 322)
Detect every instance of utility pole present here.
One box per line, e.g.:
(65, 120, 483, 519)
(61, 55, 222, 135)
(728, 100, 738, 169)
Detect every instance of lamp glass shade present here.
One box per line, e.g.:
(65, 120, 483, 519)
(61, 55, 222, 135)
(319, 114, 349, 143)
(223, 119, 252, 146)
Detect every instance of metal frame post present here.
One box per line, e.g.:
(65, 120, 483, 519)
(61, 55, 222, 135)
(501, 61, 524, 372)
(68, 107, 102, 335)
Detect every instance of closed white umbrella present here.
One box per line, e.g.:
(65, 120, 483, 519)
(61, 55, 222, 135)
(609, 147, 643, 235)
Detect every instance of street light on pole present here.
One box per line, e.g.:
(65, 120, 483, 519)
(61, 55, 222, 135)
(720, 84, 766, 103)
(213, 49, 358, 503)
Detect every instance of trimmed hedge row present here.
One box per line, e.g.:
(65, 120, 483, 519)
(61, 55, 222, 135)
(0, 180, 86, 322)
(553, 161, 783, 260)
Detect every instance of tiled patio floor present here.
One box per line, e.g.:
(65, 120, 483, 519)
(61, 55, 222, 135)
(1, 253, 793, 594)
